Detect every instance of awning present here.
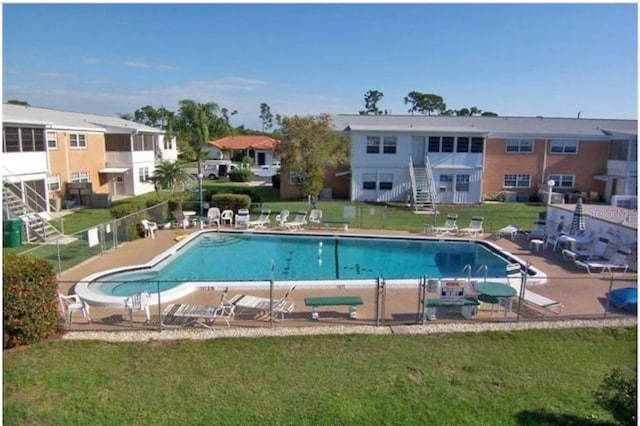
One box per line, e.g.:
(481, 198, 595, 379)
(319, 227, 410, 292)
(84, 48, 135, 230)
(592, 174, 620, 181)
(99, 167, 129, 173)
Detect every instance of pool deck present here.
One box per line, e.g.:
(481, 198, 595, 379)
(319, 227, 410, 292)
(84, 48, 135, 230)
(58, 226, 637, 330)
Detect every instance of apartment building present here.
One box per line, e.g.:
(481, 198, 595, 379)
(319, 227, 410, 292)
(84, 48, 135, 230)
(2, 104, 176, 215)
(331, 114, 637, 206)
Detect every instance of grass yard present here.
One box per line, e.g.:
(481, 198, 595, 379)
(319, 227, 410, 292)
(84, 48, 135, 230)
(3, 327, 635, 425)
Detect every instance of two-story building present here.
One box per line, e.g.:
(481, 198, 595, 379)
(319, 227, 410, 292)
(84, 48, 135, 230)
(2, 104, 177, 216)
(331, 115, 637, 206)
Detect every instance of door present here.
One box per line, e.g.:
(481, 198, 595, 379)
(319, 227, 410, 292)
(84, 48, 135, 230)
(257, 152, 266, 166)
(411, 136, 426, 166)
(114, 176, 125, 196)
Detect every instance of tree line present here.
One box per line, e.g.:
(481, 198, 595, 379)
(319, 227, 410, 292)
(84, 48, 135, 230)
(359, 89, 498, 117)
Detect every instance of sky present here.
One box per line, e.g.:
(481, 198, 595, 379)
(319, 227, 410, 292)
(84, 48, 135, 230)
(2, 3, 638, 130)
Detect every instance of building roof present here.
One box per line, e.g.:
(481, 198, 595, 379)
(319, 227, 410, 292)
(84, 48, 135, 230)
(333, 114, 638, 139)
(2, 103, 164, 134)
(209, 135, 279, 150)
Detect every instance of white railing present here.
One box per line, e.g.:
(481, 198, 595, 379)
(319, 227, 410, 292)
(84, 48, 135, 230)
(408, 155, 418, 212)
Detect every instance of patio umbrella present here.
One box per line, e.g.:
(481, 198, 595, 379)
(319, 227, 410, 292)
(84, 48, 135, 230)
(570, 197, 586, 235)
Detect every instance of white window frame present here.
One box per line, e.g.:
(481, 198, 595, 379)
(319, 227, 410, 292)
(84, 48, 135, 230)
(455, 174, 470, 192)
(379, 173, 393, 190)
(47, 132, 58, 149)
(138, 167, 150, 183)
(47, 174, 61, 191)
(366, 136, 380, 154)
(549, 139, 578, 154)
(69, 133, 87, 149)
(382, 136, 397, 154)
(506, 139, 533, 153)
(71, 171, 89, 183)
(548, 174, 575, 188)
(503, 174, 531, 188)
(362, 173, 377, 190)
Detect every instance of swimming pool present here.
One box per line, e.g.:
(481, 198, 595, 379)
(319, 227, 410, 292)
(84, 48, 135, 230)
(75, 231, 545, 307)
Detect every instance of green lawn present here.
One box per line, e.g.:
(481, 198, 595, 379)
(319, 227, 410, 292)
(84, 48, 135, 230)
(3, 327, 635, 425)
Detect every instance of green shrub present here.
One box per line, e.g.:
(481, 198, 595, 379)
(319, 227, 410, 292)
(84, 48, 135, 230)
(595, 367, 637, 426)
(167, 192, 192, 213)
(110, 202, 146, 219)
(3, 252, 59, 349)
(228, 168, 253, 182)
(110, 203, 147, 240)
(232, 189, 262, 203)
(211, 193, 251, 211)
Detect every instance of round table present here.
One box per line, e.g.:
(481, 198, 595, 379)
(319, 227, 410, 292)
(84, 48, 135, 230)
(476, 282, 517, 318)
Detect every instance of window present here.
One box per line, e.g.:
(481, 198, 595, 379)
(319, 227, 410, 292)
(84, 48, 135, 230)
(428, 136, 440, 152)
(379, 173, 393, 190)
(609, 140, 629, 161)
(2, 127, 45, 152)
(138, 167, 150, 183)
(71, 171, 89, 183)
(549, 139, 577, 154)
(441, 137, 454, 152)
(289, 171, 306, 185)
(3, 127, 20, 152)
(455, 174, 470, 191)
(457, 137, 469, 152)
(382, 136, 397, 154)
(366, 136, 380, 154)
(70, 133, 87, 148)
(506, 139, 533, 153)
(439, 174, 453, 184)
(470, 137, 484, 153)
(47, 132, 58, 149)
(548, 174, 574, 188)
(163, 136, 173, 150)
(503, 174, 531, 188)
(47, 175, 61, 191)
(362, 173, 376, 190)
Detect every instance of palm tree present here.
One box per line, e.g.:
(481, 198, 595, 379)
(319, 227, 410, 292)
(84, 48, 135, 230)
(151, 161, 191, 193)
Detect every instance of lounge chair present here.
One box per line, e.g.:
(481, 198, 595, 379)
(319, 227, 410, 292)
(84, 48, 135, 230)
(284, 211, 307, 231)
(124, 291, 151, 324)
(275, 210, 290, 228)
(526, 220, 547, 241)
(220, 209, 234, 226)
(235, 209, 250, 229)
(141, 219, 158, 238)
(161, 288, 235, 328)
(228, 285, 296, 321)
(424, 213, 458, 235)
(505, 264, 563, 316)
(561, 236, 610, 261)
(58, 293, 92, 324)
(574, 247, 631, 274)
(309, 209, 323, 226)
(497, 224, 520, 240)
(458, 216, 484, 237)
(207, 207, 221, 227)
(248, 209, 271, 229)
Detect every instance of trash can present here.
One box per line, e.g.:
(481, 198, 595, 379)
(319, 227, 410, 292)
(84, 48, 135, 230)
(3, 219, 23, 248)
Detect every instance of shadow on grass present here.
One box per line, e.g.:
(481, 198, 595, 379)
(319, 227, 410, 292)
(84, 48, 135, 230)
(515, 410, 615, 426)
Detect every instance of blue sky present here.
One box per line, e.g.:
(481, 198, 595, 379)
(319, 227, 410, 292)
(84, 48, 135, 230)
(3, 3, 637, 130)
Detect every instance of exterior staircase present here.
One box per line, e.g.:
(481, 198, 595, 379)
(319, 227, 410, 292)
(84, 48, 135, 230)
(409, 155, 438, 214)
(3, 185, 65, 243)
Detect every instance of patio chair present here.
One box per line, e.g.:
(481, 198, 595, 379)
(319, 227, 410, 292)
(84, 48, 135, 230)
(284, 211, 307, 231)
(172, 211, 189, 230)
(141, 219, 158, 239)
(207, 207, 221, 227)
(458, 216, 484, 237)
(309, 209, 323, 226)
(561, 236, 610, 261)
(221, 210, 234, 226)
(505, 264, 563, 316)
(526, 220, 547, 241)
(235, 208, 250, 229)
(424, 213, 458, 235)
(161, 288, 235, 328)
(275, 210, 290, 228)
(228, 285, 296, 321)
(574, 247, 631, 275)
(248, 209, 271, 229)
(58, 293, 92, 324)
(124, 291, 152, 324)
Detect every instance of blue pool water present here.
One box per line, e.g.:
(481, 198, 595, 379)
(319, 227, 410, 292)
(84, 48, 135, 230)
(96, 233, 515, 297)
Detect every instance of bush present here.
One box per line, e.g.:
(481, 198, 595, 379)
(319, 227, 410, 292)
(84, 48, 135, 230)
(167, 192, 193, 213)
(232, 189, 262, 203)
(228, 168, 253, 182)
(595, 367, 637, 426)
(272, 173, 281, 189)
(211, 193, 251, 212)
(110, 202, 147, 240)
(3, 252, 59, 349)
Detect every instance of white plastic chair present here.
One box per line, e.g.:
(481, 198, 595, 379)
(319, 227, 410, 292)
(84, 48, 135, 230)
(141, 219, 158, 238)
(124, 292, 152, 324)
(309, 209, 323, 226)
(221, 210, 234, 226)
(58, 293, 91, 324)
(207, 207, 221, 227)
(275, 210, 290, 228)
(235, 209, 250, 229)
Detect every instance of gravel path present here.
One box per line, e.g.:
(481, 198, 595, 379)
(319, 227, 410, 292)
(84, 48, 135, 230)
(62, 317, 637, 343)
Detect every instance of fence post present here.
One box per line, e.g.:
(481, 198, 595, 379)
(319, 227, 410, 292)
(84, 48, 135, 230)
(417, 276, 425, 324)
(382, 205, 387, 229)
(604, 274, 614, 318)
(516, 261, 529, 322)
(56, 239, 63, 277)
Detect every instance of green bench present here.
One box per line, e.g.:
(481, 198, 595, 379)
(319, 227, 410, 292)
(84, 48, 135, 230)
(322, 220, 350, 231)
(304, 296, 364, 320)
(422, 297, 480, 322)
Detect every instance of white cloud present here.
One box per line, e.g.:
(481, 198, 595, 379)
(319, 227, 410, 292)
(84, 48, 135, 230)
(34, 72, 74, 79)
